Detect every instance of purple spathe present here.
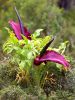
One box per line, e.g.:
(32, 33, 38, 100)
(34, 50, 70, 68)
(9, 20, 31, 40)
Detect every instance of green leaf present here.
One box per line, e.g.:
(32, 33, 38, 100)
(32, 29, 43, 38)
(27, 52, 33, 59)
(58, 41, 69, 54)
(19, 61, 25, 70)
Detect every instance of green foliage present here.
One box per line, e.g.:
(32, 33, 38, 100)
(3, 28, 52, 71)
(3, 27, 70, 71)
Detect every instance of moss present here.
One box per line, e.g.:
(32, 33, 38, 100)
(0, 61, 18, 89)
(0, 79, 5, 90)
(0, 85, 26, 100)
(0, 85, 39, 100)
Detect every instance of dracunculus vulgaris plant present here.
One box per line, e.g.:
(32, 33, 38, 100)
(8, 7, 70, 69)
(3, 7, 70, 88)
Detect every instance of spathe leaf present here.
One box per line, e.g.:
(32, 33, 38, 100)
(34, 50, 70, 69)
